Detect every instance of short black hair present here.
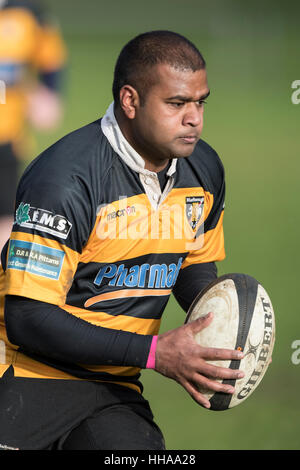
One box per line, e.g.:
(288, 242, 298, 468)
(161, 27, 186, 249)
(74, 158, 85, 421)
(112, 30, 206, 106)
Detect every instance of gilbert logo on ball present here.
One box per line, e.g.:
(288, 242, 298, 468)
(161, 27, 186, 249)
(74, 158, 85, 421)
(186, 273, 275, 411)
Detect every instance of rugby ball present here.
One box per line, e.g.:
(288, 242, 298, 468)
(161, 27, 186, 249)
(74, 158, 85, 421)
(185, 273, 275, 411)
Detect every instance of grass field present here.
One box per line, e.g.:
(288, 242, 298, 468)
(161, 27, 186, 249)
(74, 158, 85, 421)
(30, 0, 300, 450)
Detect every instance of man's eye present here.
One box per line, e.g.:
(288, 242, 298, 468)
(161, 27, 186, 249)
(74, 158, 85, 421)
(198, 100, 207, 106)
(169, 102, 184, 107)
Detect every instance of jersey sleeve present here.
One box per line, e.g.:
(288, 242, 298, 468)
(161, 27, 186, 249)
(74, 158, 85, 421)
(5, 295, 153, 369)
(173, 262, 217, 312)
(4, 160, 95, 307)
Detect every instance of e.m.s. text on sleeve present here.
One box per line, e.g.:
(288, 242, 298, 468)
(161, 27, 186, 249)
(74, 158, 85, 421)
(4, 162, 92, 305)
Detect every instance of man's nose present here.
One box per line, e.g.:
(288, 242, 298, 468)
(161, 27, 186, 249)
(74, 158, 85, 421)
(182, 103, 203, 127)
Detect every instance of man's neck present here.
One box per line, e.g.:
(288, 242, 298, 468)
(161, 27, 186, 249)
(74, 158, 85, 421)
(114, 106, 169, 173)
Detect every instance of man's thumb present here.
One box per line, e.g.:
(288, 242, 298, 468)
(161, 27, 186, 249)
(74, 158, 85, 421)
(188, 311, 214, 333)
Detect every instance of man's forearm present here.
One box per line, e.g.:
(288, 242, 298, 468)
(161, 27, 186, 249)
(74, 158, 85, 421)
(4, 295, 152, 368)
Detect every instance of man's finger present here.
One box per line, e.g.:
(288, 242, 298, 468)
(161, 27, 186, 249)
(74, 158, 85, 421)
(200, 346, 244, 361)
(188, 312, 214, 334)
(199, 362, 244, 380)
(193, 373, 236, 395)
(182, 379, 211, 409)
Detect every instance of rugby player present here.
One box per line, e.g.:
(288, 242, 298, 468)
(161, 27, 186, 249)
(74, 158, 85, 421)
(0, 30, 244, 450)
(0, 0, 66, 251)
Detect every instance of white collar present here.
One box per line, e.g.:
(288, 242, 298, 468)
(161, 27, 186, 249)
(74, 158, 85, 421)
(101, 102, 177, 177)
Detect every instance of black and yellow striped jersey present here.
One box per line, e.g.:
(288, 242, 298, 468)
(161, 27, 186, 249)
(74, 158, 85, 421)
(0, 113, 225, 391)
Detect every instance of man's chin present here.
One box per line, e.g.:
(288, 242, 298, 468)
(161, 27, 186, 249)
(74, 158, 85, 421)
(173, 143, 198, 158)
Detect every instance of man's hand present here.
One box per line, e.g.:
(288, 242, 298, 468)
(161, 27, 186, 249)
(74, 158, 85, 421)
(154, 312, 245, 409)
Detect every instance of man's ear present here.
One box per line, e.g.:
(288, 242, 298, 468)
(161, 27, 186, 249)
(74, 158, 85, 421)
(119, 85, 140, 119)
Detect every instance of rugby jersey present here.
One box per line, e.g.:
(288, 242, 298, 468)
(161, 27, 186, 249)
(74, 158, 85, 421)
(0, 103, 225, 391)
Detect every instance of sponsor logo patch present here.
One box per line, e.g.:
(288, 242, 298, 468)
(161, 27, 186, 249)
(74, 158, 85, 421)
(15, 202, 72, 240)
(7, 240, 65, 280)
(185, 196, 204, 231)
(107, 205, 136, 222)
(94, 257, 183, 289)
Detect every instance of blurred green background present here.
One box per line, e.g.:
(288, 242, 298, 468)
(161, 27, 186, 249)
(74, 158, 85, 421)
(30, 0, 300, 450)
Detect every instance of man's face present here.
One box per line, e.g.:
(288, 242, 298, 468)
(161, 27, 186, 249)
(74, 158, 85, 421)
(131, 63, 209, 166)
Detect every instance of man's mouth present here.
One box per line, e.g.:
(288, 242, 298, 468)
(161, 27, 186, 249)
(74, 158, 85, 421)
(179, 135, 198, 144)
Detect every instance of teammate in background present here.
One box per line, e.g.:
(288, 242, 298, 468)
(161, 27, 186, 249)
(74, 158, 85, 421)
(0, 31, 245, 450)
(0, 0, 67, 251)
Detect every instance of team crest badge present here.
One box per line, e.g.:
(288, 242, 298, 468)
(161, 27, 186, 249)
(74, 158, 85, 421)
(185, 196, 204, 231)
